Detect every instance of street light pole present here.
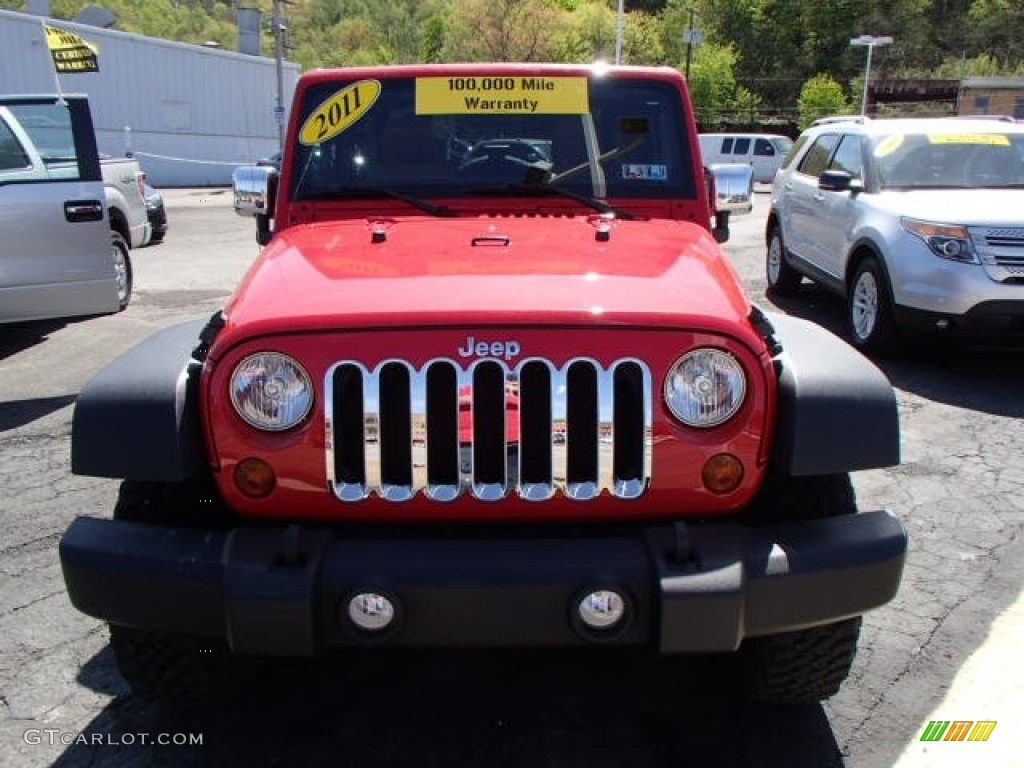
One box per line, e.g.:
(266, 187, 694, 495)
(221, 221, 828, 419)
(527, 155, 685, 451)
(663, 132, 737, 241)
(850, 35, 893, 116)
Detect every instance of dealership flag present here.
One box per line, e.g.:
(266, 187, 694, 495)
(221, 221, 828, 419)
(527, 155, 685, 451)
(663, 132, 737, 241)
(44, 24, 99, 73)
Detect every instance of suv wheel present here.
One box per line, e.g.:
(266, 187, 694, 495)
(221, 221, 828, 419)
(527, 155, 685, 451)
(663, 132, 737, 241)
(848, 256, 897, 354)
(108, 479, 233, 707)
(738, 472, 862, 702)
(766, 226, 801, 295)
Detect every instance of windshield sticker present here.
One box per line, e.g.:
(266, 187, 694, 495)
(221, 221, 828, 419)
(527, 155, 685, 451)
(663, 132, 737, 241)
(415, 77, 589, 115)
(299, 80, 382, 146)
(928, 133, 1011, 147)
(622, 164, 667, 181)
(874, 135, 904, 157)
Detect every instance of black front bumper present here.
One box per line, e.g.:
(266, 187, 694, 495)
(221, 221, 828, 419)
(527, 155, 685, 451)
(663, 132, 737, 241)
(59, 511, 906, 655)
(896, 300, 1024, 343)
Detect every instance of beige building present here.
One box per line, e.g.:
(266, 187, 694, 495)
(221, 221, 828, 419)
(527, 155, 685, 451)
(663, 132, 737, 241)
(958, 77, 1024, 119)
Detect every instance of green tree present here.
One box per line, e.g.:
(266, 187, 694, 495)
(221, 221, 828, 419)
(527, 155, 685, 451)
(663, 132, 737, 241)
(444, 0, 569, 62)
(966, 0, 1024, 67)
(687, 41, 761, 130)
(556, 0, 616, 62)
(422, 15, 446, 63)
(797, 73, 852, 129)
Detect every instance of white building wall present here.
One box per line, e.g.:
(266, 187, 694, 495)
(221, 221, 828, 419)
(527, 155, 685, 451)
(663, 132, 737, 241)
(0, 8, 300, 185)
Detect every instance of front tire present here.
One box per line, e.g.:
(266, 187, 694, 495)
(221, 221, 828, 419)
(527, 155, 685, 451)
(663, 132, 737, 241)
(848, 256, 898, 354)
(740, 617, 863, 703)
(109, 479, 232, 706)
(739, 472, 862, 702)
(766, 225, 802, 296)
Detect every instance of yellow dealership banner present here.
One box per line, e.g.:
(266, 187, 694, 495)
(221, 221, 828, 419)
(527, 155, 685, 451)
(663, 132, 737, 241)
(44, 24, 99, 73)
(416, 76, 588, 115)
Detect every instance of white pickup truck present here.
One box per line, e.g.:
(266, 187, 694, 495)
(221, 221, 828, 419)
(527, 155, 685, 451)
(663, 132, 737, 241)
(0, 94, 143, 323)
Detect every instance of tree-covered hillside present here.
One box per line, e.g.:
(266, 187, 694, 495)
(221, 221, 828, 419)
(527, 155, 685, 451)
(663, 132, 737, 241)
(4, 0, 1023, 126)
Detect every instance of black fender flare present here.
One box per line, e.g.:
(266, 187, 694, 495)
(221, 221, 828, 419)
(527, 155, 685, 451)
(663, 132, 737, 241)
(763, 311, 900, 476)
(72, 318, 209, 481)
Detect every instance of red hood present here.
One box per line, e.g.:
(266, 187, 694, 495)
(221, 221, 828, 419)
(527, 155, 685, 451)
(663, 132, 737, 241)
(216, 215, 757, 353)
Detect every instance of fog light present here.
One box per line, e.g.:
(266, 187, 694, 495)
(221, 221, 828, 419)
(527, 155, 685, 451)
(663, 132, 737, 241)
(577, 590, 626, 630)
(348, 593, 396, 632)
(702, 453, 744, 494)
(234, 457, 276, 498)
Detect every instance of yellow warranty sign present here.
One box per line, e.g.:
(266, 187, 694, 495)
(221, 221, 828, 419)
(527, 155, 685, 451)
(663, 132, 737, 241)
(928, 133, 1010, 147)
(299, 80, 381, 146)
(416, 76, 588, 115)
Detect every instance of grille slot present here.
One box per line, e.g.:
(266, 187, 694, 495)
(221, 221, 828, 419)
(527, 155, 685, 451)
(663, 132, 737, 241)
(326, 357, 652, 503)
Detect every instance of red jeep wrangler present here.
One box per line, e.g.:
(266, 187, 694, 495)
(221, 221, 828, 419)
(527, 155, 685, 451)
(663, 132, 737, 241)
(61, 64, 906, 705)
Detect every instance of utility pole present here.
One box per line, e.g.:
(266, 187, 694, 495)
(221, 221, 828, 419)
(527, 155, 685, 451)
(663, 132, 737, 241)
(683, 8, 702, 81)
(615, 0, 624, 65)
(272, 0, 288, 150)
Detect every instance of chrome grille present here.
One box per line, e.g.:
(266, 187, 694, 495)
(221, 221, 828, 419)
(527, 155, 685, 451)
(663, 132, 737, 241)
(325, 358, 652, 503)
(972, 227, 1024, 279)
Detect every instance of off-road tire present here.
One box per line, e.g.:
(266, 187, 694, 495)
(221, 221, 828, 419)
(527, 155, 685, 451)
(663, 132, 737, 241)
(766, 225, 802, 296)
(109, 625, 227, 707)
(742, 472, 856, 524)
(738, 472, 862, 702)
(740, 617, 863, 703)
(109, 478, 233, 707)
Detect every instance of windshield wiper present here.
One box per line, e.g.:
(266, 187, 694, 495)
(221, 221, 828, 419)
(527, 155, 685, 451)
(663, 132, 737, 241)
(297, 186, 458, 218)
(466, 182, 639, 220)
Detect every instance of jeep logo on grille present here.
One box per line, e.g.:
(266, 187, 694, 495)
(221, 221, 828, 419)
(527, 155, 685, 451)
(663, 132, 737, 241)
(457, 335, 521, 361)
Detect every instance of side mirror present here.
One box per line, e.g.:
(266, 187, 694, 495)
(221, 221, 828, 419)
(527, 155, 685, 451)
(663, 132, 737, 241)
(819, 169, 863, 194)
(709, 163, 754, 216)
(232, 165, 278, 245)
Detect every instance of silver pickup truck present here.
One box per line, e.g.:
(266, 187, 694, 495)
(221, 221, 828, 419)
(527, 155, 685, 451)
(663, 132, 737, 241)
(1, 94, 142, 324)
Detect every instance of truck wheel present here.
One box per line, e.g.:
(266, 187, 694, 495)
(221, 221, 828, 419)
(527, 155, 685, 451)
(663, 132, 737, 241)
(108, 479, 232, 706)
(766, 226, 801, 296)
(111, 231, 133, 310)
(738, 472, 861, 702)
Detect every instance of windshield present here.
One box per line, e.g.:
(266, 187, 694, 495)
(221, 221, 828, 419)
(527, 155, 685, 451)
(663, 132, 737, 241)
(872, 131, 1024, 189)
(289, 75, 695, 203)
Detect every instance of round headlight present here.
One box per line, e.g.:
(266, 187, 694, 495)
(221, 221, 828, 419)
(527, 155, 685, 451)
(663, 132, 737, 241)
(664, 348, 746, 428)
(230, 352, 313, 431)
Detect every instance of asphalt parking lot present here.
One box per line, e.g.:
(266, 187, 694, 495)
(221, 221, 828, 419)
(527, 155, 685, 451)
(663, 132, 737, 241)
(1, 188, 1021, 767)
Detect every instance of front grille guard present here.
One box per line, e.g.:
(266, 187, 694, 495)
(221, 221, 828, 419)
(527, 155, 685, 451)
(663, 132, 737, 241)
(325, 357, 653, 503)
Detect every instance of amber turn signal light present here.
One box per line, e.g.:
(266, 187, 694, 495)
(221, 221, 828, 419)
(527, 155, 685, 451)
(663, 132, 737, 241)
(701, 453, 744, 494)
(234, 457, 276, 498)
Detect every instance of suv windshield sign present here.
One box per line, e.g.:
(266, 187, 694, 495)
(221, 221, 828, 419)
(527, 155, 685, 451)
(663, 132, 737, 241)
(299, 80, 381, 146)
(415, 76, 589, 115)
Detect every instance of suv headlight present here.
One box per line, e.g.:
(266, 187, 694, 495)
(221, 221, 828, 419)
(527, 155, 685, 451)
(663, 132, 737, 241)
(664, 349, 746, 428)
(230, 352, 313, 431)
(902, 218, 979, 264)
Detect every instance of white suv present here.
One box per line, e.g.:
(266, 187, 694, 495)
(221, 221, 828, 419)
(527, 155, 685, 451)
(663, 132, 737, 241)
(766, 116, 1024, 353)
